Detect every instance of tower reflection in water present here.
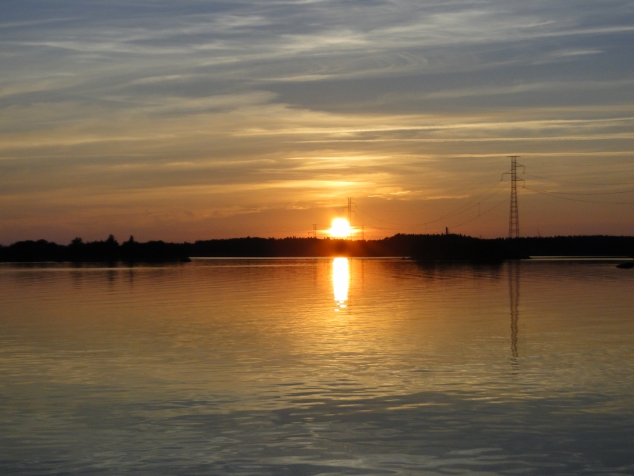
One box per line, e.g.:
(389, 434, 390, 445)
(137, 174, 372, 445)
(332, 257, 349, 311)
(508, 260, 520, 363)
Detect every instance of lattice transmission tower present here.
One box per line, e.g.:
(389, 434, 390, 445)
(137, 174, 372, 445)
(347, 197, 353, 225)
(346, 197, 356, 239)
(502, 156, 524, 238)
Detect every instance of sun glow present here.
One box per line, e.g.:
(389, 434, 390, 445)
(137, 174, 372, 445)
(329, 218, 351, 238)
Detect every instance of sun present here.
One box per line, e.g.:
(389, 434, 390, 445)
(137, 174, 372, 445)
(329, 218, 351, 238)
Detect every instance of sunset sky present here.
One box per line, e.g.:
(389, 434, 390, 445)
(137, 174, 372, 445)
(1, 0, 633, 244)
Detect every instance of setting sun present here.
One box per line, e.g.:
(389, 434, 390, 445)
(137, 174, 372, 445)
(329, 218, 351, 238)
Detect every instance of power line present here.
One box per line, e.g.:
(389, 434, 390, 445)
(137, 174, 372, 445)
(355, 208, 406, 229)
(410, 181, 507, 228)
(451, 196, 510, 229)
(357, 194, 511, 234)
(355, 180, 507, 232)
(530, 188, 634, 196)
(350, 156, 634, 236)
(524, 186, 634, 204)
(524, 173, 634, 187)
(523, 156, 634, 168)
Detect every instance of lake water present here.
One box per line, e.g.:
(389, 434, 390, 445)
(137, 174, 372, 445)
(1, 259, 633, 475)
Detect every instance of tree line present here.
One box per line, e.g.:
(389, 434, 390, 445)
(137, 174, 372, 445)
(1, 234, 633, 263)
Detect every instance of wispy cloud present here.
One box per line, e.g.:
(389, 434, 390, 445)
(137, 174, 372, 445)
(0, 0, 633, 241)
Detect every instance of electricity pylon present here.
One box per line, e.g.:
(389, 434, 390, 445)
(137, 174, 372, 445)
(347, 198, 353, 225)
(502, 156, 524, 238)
(346, 198, 357, 239)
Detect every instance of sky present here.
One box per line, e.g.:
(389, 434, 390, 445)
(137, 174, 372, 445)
(1, 0, 633, 244)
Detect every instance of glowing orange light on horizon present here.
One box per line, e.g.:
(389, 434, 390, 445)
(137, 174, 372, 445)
(328, 218, 351, 238)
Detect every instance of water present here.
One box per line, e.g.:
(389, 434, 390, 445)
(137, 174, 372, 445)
(1, 259, 633, 475)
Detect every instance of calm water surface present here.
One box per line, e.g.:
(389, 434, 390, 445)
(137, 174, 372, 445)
(1, 259, 633, 475)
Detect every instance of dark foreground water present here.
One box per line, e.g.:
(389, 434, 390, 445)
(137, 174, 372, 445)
(1, 258, 633, 475)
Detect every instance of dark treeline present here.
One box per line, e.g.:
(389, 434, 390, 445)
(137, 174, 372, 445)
(0, 235, 190, 263)
(0, 234, 633, 263)
(190, 234, 510, 261)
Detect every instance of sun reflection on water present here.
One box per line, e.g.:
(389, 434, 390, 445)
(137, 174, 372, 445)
(332, 257, 349, 311)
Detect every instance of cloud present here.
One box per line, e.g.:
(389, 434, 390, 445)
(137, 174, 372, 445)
(0, 0, 633, 241)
